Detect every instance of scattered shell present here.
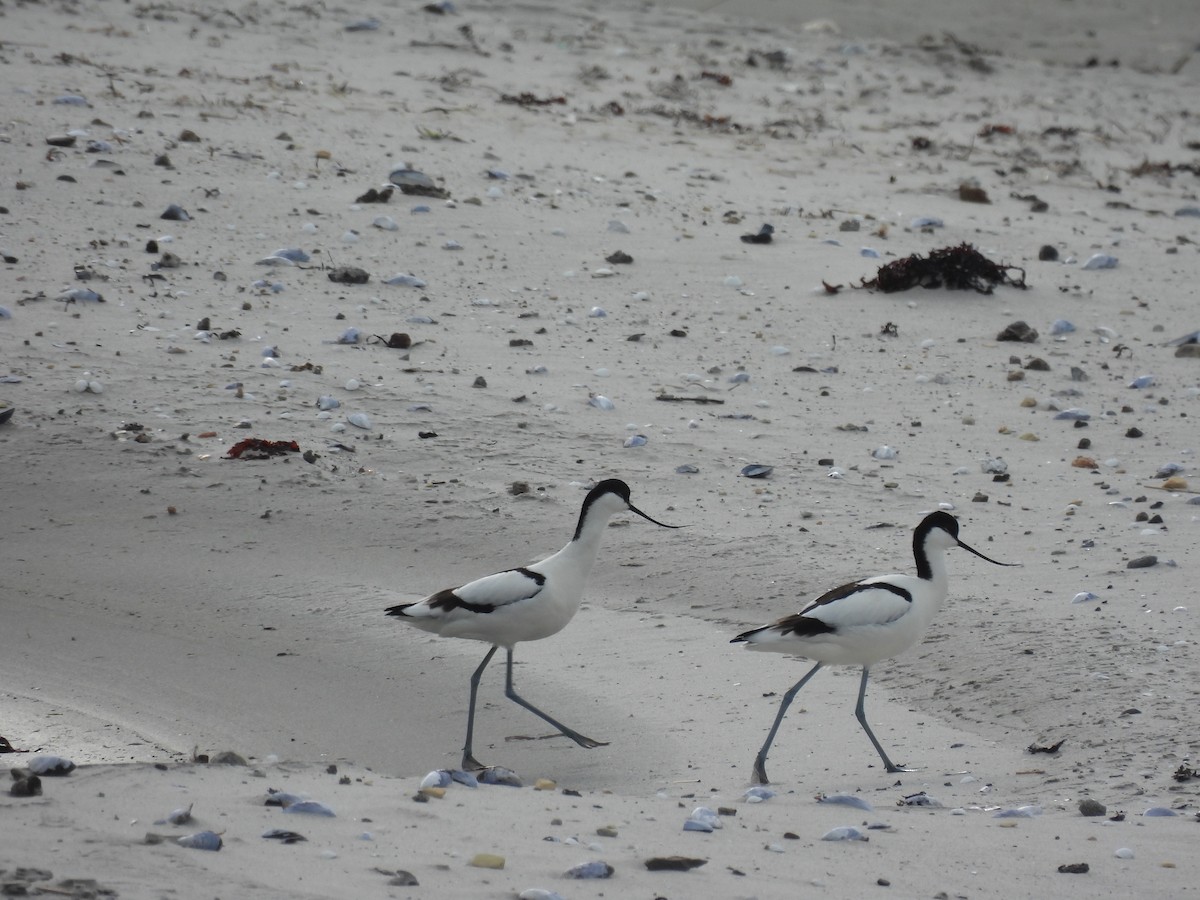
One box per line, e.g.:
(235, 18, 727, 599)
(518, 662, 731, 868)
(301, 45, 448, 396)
(1082, 253, 1118, 270)
(821, 826, 869, 842)
(155, 803, 194, 826)
(175, 831, 223, 851)
(564, 861, 614, 879)
(1055, 409, 1091, 421)
(993, 806, 1042, 818)
(1049, 319, 1075, 335)
(588, 394, 615, 411)
(420, 770, 451, 789)
(477, 766, 522, 787)
(519, 891, 565, 900)
(588, 306, 607, 317)
(282, 800, 336, 816)
(161, 203, 190, 221)
(623, 434, 648, 448)
(860, 247, 881, 258)
(818, 793, 874, 811)
(1114, 848, 1135, 859)
(316, 396, 341, 411)
(383, 273, 427, 287)
(1143, 806, 1177, 817)
(675, 464, 700, 474)
(1072, 592, 1100, 604)
(684, 807, 722, 832)
(1128, 374, 1156, 389)
(743, 786, 776, 802)
(740, 464, 773, 478)
(898, 791, 942, 807)
(59, 287, 105, 303)
(26, 755, 76, 776)
(872, 445, 898, 460)
(372, 215, 399, 231)
(347, 412, 372, 429)
(389, 166, 436, 191)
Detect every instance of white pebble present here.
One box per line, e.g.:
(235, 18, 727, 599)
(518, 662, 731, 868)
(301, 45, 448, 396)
(345, 378, 361, 391)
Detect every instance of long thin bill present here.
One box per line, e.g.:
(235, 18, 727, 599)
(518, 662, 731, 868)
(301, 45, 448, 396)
(958, 540, 1019, 567)
(629, 504, 684, 529)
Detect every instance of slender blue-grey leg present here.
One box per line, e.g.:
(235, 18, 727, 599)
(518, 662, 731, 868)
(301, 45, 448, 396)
(854, 666, 910, 773)
(461, 645, 499, 770)
(752, 662, 824, 784)
(503, 648, 607, 750)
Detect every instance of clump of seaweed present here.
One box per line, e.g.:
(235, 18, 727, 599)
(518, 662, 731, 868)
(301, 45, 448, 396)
(857, 242, 1026, 294)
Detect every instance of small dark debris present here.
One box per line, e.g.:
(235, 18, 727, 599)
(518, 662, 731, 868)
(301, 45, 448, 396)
(160, 203, 190, 221)
(418, 431, 437, 439)
(263, 829, 307, 844)
(645, 856, 707, 871)
(501, 92, 566, 107)
(858, 243, 1026, 295)
(509, 338, 533, 347)
(373, 332, 411, 349)
(606, 250, 634, 264)
(998, 321, 1038, 343)
(822, 281, 843, 294)
(223, 438, 300, 460)
(356, 186, 394, 204)
(699, 70, 732, 86)
(1024, 357, 1050, 371)
(1173, 765, 1199, 782)
(958, 183, 991, 203)
(1027, 738, 1066, 754)
(1038, 245, 1059, 261)
(740, 224, 774, 244)
(880, 321, 898, 336)
(388, 870, 420, 886)
(1057, 863, 1089, 875)
(1078, 798, 1107, 817)
(1126, 555, 1157, 569)
(328, 266, 370, 285)
(669, 328, 687, 337)
(1125, 427, 1144, 438)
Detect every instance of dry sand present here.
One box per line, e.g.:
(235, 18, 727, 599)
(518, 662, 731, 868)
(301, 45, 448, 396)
(2, 0, 1200, 896)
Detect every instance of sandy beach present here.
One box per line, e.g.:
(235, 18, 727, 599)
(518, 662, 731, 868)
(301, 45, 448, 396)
(3, 0, 1200, 896)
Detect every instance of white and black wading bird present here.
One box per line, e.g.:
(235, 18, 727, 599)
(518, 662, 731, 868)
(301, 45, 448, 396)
(387, 479, 680, 770)
(733, 511, 1018, 783)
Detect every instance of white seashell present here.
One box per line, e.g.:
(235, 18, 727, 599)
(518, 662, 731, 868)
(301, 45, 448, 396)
(588, 307, 607, 317)
(347, 412, 372, 429)
(1081, 253, 1118, 270)
(872, 445, 897, 460)
(860, 247, 881, 258)
(345, 378, 361, 391)
(723, 275, 744, 288)
(442, 240, 462, 250)
(420, 770, 451, 789)
(316, 396, 340, 410)
(822, 826, 869, 841)
(607, 220, 630, 233)
(372, 216, 399, 231)
(175, 831, 222, 850)
(383, 273, 427, 287)
(1114, 847, 1135, 859)
(1072, 591, 1099, 603)
(73, 379, 90, 393)
(588, 394, 615, 411)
